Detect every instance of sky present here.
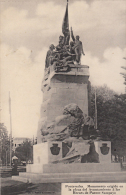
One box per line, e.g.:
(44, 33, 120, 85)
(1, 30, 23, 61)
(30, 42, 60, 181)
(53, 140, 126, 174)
(1, 0, 126, 138)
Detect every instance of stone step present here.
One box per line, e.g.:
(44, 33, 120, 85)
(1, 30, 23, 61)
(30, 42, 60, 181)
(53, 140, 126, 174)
(19, 171, 126, 178)
(12, 172, 126, 183)
(12, 176, 31, 183)
(43, 163, 121, 173)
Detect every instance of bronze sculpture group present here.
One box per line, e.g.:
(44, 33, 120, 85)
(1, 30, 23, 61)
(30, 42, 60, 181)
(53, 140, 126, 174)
(45, 28, 85, 72)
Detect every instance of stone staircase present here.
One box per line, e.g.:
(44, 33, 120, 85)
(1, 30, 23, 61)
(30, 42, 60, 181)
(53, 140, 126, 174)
(12, 171, 126, 183)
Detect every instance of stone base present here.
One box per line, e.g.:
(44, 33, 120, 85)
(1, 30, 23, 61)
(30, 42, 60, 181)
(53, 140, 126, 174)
(12, 140, 124, 183)
(12, 171, 126, 183)
(26, 162, 121, 174)
(33, 141, 112, 165)
(43, 163, 121, 173)
(26, 140, 120, 174)
(27, 164, 44, 173)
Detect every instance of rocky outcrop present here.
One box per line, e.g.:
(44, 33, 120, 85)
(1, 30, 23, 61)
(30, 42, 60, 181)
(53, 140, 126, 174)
(41, 103, 84, 142)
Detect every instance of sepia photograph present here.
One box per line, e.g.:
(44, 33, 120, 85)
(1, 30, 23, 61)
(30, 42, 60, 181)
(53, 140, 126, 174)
(0, 0, 126, 194)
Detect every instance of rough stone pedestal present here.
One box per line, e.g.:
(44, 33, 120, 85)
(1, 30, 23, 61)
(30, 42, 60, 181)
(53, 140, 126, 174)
(12, 66, 124, 183)
(37, 65, 90, 143)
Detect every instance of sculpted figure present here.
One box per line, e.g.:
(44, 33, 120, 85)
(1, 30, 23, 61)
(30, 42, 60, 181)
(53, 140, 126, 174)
(60, 45, 72, 63)
(59, 35, 65, 44)
(45, 44, 55, 68)
(45, 44, 59, 69)
(56, 36, 65, 50)
(73, 35, 85, 63)
(55, 36, 66, 60)
(54, 35, 75, 69)
(81, 141, 99, 163)
(71, 27, 85, 63)
(53, 44, 75, 72)
(69, 41, 76, 61)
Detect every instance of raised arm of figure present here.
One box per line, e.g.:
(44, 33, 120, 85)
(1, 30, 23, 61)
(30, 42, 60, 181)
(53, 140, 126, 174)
(71, 27, 75, 42)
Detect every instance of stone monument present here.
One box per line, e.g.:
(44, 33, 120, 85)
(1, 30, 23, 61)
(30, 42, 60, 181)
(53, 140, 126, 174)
(12, 1, 122, 183)
(27, 0, 121, 176)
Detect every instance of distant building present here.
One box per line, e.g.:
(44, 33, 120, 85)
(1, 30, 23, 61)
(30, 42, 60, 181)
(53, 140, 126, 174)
(13, 137, 31, 152)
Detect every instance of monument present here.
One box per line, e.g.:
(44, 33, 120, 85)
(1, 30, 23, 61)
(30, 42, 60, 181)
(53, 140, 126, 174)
(12, 1, 122, 183)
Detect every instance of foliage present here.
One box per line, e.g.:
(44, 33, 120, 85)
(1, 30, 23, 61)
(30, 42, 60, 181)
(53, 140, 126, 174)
(91, 86, 126, 156)
(120, 57, 126, 86)
(15, 139, 33, 162)
(0, 123, 11, 165)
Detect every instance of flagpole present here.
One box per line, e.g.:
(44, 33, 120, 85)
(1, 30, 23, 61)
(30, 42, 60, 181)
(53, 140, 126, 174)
(9, 92, 12, 167)
(95, 88, 97, 129)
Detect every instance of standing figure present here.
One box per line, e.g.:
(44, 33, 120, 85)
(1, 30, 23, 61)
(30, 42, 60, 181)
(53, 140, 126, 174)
(59, 35, 65, 45)
(71, 27, 85, 63)
(45, 44, 57, 69)
(69, 41, 76, 61)
(56, 36, 65, 52)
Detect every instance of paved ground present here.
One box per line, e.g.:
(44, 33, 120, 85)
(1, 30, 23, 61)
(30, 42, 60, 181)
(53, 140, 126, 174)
(1, 177, 61, 195)
(1, 168, 126, 195)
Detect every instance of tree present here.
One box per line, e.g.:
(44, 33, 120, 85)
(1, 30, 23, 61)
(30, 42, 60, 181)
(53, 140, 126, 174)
(90, 85, 117, 121)
(0, 123, 11, 165)
(120, 57, 126, 92)
(15, 139, 33, 163)
(91, 86, 126, 157)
